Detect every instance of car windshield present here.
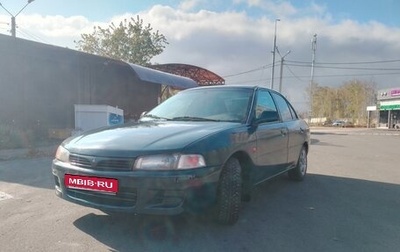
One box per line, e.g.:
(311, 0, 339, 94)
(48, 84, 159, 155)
(141, 88, 254, 123)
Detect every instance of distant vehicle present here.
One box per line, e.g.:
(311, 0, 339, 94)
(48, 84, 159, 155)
(52, 85, 310, 225)
(322, 119, 332, 126)
(332, 120, 349, 127)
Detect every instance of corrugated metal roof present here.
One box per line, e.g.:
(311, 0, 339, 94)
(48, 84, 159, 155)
(128, 63, 198, 90)
(149, 63, 225, 86)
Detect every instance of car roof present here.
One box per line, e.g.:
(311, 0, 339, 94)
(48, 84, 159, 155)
(187, 85, 272, 92)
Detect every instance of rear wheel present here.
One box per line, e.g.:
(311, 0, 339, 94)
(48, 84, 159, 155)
(214, 157, 242, 225)
(288, 146, 307, 181)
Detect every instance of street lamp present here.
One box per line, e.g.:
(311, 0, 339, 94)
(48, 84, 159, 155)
(270, 18, 280, 90)
(309, 34, 317, 121)
(0, 0, 34, 37)
(276, 48, 291, 93)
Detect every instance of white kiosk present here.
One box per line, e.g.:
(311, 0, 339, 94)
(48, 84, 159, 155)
(74, 104, 124, 134)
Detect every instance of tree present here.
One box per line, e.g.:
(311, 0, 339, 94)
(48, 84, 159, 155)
(311, 84, 337, 118)
(339, 80, 376, 124)
(310, 79, 376, 125)
(75, 16, 168, 65)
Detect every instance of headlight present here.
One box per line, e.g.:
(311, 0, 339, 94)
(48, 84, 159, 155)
(134, 154, 206, 170)
(55, 145, 70, 162)
(177, 154, 206, 169)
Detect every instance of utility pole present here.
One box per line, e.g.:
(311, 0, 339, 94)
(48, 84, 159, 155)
(11, 16, 15, 37)
(270, 19, 280, 89)
(277, 48, 291, 93)
(0, 0, 35, 37)
(309, 34, 317, 121)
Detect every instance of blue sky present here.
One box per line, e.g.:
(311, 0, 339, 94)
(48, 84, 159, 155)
(2, 0, 399, 26)
(1, 0, 400, 111)
(318, 0, 399, 26)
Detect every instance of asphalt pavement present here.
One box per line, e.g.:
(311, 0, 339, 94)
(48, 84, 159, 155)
(0, 127, 399, 252)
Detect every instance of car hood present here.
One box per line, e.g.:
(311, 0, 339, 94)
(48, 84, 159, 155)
(63, 121, 239, 157)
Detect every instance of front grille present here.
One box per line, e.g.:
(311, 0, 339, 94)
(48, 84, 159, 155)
(70, 155, 91, 168)
(97, 159, 132, 170)
(69, 154, 134, 171)
(67, 188, 137, 207)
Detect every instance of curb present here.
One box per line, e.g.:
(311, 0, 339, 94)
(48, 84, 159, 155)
(0, 145, 58, 161)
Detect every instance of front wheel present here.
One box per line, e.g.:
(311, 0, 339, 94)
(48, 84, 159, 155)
(288, 146, 307, 181)
(214, 157, 242, 225)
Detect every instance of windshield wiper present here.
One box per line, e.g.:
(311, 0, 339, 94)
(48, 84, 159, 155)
(142, 114, 170, 120)
(171, 116, 220, 122)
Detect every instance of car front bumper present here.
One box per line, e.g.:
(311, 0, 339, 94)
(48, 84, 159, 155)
(52, 160, 221, 215)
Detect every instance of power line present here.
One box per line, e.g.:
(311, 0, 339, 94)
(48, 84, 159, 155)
(228, 71, 400, 86)
(287, 59, 400, 65)
(226, 67, 400, 85)
(285, 63, 400, 71)
(223, 63, 273, 78)
(307, 71, 400, 78)
(284, 64, 308, 82)
(222, 57, 400, 80)
(0, 0, 35, 37)
(224, 67, 400, 84)
(18, 27, 50, 44)
(276, 71, 400, 80)
(316, 65, 400, 71)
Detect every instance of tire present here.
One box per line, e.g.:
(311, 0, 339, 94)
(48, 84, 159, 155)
(214, 157, 242, 225)
(288, 146, 307, 181)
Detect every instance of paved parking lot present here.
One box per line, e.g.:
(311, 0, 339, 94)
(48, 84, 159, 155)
(0, 128, 399, 252)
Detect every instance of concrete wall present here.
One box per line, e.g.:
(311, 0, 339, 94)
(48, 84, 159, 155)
(0, 34, 160, 134)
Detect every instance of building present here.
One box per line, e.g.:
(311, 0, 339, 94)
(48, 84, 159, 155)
(376, 87, 400, 129)
(0, 34, 197, 145)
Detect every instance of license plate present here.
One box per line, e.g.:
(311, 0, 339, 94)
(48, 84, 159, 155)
(64, 174, 118, 193)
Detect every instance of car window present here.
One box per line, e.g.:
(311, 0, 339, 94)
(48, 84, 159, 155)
(271, 92, 293, 122)
(254, 90, 279, 122)
(144, 88, 253, 122)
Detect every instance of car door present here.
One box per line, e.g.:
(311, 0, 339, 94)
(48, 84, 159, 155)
(271, 91, 305, 166)
(252, 89, 288, 184)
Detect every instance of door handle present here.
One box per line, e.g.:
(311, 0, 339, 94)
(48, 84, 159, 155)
(281, 129, 287, 136)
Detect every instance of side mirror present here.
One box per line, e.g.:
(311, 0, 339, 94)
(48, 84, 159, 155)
(257, 110, 279, 123)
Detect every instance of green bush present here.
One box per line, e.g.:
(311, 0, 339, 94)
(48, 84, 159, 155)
(0, 124, 23, 149)
(0, 123, 48, 150)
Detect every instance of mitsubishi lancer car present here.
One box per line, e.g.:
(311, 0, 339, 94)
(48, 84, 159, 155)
(52, 85, 310, 225)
